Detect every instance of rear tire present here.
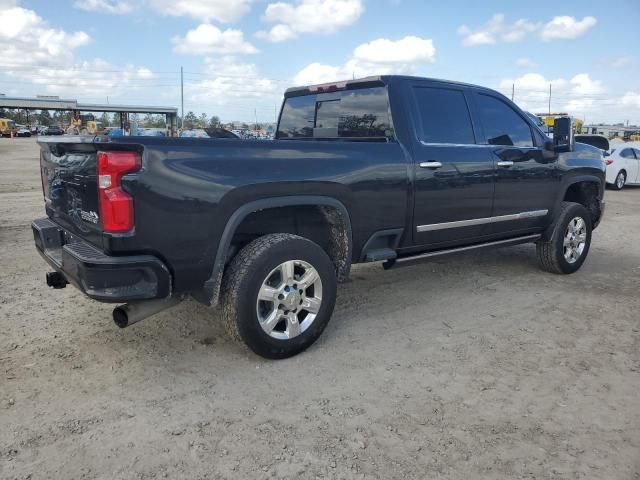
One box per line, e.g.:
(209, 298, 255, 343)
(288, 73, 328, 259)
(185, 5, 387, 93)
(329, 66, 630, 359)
(220, 233, 337, 359)
(611, 170, 626, 190)
(536, 202, 592, 274)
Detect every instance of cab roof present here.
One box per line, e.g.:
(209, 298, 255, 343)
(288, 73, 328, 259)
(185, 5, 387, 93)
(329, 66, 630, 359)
(285, 75, 499, 97)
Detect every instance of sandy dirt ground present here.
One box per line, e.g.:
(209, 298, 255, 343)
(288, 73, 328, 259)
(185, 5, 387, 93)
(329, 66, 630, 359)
(1, 137, 639, 480)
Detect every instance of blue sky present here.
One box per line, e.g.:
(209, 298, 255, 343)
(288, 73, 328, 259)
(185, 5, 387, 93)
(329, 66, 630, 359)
(0, 0, 638, 123)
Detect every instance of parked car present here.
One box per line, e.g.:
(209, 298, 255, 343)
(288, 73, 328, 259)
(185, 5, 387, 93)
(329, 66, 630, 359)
(42, 125, 64, 136)
(137, 128, 165, 137)
(16, 127, 32, 137)
(204, 127, 239, 139)
(105, 127, 124, 137)
(605, 142, 640, 190)
(32, 75, 605, 359)
(36, 126, 48, 135)
(179, 128, 210, 138)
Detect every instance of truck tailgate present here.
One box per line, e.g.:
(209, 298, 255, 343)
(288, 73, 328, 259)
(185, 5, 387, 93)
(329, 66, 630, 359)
(39, 139, 103, 246)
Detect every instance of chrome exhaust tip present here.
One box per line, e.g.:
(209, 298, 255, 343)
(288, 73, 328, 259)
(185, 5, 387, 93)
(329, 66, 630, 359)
(113, 297, 181, 328)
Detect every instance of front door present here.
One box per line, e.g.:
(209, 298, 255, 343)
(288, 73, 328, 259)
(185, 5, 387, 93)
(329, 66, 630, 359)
(471, 92, 558, 235)
(409, 84, 495, 247)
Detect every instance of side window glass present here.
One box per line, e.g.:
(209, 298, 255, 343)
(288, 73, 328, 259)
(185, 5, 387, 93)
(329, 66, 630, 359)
(620, 149, 634, 159)
(476, 94, 533, 147)
(412, 87, 475, 144)
(634, 149, 640, 159)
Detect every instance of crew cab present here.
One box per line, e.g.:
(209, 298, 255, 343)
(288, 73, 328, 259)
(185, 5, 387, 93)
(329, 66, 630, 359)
(32, 76, 605, 358)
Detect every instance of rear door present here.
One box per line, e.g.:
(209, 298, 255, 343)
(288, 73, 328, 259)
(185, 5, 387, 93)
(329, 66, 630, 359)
(409, 83, 495, 247)
(471, 92, 558, 235)
(631, 148, 640, 183)
(619, 148, 637, 184)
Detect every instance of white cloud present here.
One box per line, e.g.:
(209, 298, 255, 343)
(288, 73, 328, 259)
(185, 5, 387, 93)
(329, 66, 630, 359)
(183, 57, 282, 117)
(609, 56, 632, 68)
(255, 24, 297, 43)
(515, 57, 536, 68)
(74, 0, 133, 14)
(353, 36, 435, 64)
(148, 0, 251, 23)
(499, 73, 605, 115)
(457, 14, 539, 46)
(17, 60, 159, 98)
(172, 24, 258, 55)
(294, 35, 435, 85)
(258, 0, 363, 42)
(620, 92, 640, 109)
(0, 6, 90, 67)
(540, 16, 596, 41)
(458, 14, 596, 46)
(0, 4, 158, 101)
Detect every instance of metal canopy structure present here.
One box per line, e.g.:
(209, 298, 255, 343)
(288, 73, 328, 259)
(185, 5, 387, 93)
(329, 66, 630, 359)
(0, 96, 179, 136)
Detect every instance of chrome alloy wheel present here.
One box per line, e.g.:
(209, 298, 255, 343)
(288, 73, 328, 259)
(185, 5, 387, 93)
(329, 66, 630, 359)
(256, 260, 323, 340)
(616, 171, 625, 189)
(563, 216, 587, 264)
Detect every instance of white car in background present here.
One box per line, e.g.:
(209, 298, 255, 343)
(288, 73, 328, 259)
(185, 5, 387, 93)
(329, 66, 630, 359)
(605, 142, 640, 190)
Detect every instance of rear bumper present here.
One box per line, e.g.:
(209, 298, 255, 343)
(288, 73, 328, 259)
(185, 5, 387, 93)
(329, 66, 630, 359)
(32, 218, 171, 303)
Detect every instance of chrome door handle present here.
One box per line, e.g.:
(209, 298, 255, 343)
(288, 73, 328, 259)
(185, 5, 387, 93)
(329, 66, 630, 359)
(497, 161, 514, 167)
(419, 161, 443, 168)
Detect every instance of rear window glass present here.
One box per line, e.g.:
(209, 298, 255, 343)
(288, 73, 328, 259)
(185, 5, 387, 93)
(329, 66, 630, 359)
(412, 87, 475, 144)
(277, 86, 393, 140)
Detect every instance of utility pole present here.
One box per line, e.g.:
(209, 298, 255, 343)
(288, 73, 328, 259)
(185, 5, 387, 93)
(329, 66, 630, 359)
(548, 83, 551, 116)
(180, 66, 184, 130)
(511, 83, 514, 102)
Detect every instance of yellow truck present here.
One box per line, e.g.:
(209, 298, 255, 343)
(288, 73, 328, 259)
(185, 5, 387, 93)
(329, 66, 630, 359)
(0, 118, 17, 137)
(66, 113, 107, 136)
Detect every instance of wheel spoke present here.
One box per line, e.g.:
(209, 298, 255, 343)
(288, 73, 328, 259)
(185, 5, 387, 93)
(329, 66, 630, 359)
(260, 309, 281, 333)
(301, 297, 321, 314)
(280, 261, 295, 284)
(297, 268, 319, 289)
(258, 285, 280, 302)
(286, 313, 301, 338)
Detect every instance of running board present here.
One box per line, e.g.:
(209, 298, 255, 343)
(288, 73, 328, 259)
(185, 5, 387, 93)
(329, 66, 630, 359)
(383, 234, 541, 269)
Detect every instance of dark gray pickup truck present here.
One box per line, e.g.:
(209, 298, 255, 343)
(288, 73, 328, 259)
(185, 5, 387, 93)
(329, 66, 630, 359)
(33, 75, 605, 358)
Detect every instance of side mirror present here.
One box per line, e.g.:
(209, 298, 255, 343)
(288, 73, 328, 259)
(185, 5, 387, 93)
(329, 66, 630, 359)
(553, 116, 574, 152)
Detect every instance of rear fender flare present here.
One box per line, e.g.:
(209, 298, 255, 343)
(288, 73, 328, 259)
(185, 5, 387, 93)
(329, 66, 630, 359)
(201, 196, 352, 306)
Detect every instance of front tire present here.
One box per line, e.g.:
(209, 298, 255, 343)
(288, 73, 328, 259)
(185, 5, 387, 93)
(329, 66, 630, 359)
(611, 170, 626, 190)
(536, 202, 592, 274)
(220, 233, 337, 359)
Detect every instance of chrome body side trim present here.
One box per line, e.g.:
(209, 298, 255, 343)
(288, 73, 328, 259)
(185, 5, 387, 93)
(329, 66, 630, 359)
(416, 210, 548, 233)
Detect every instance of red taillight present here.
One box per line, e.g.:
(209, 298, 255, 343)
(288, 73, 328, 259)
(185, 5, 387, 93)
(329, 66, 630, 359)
(97, 151, 141, 233)
(605, 159, 613, 166)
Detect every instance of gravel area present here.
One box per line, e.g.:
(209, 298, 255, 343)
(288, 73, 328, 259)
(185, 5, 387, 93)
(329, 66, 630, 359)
(1, 137, 639, 479)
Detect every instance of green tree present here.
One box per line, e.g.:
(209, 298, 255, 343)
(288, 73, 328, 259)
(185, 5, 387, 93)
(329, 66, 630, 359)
(111, 113, 121, 126)
(39, 110, 52, 126)
(198, 113, 208, 128)
(183, 111, 198, 129)
(209, 115, 220, 127)
(99, 112, 110, 126)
